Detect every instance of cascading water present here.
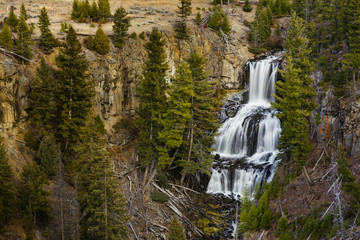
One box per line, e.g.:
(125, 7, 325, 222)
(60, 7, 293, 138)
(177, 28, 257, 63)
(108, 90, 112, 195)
(207, 56, 281, 198)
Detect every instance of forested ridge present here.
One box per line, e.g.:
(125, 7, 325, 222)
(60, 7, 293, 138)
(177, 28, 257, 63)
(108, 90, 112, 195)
(0, 0, 360, 239)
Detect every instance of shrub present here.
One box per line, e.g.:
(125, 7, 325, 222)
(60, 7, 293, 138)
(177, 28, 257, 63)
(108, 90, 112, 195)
(167, 216, 186, 240)
(158, 174, 169, 189)
(129, 32, 137, 39)
(84, 35, 95, 50)
(243, 0, 253, 12)
(208, 7, 231, 35)
(195, 12, 202, 25)
(93, 27, 110, 55)
(150, 191, 169, 203)
(139, 31, 145, 40)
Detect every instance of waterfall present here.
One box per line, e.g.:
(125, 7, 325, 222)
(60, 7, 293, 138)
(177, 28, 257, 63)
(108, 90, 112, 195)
(207, 56, 281, 198)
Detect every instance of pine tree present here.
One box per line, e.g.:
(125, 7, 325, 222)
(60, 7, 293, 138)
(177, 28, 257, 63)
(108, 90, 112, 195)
(272, 12, 316, 168)
(195, 12, 202, 25)
(55, 26, 93, 152)
(112, 7, 131, 49)
(38, 7, 56, 54)
(167, 216, 186, 240)
(28, 57, 56, 132)
(90, 1, 99, 21)
(179, 50, 219, 181)
(16, 15, 32, 60)
(0, 138, 15, 228)
(175, 0, 192, 40)
(261, 209, 272, 229)
(97, 0, 111, 22)
(93, 27, 110, 55)
(157, 63, 193, 169)
(20, 2, 28, 20)
(7, 6, 18, 32)
(71, 0, 81, 19)
(208, 7, 231, 36)
(243, 0, 253, 12)
(35, 133, 60, 179)
(19, 163, 50, 238)
(75, 118, 129, 240)
(136, 29, 168, 191)
(0, 23, 13, 50)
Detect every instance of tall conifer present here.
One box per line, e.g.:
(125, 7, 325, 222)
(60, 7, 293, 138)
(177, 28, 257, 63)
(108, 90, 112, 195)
(19, 163, 50, 238)
(179, 50, 219, 181)
(112, 7, 131, 49)
(75, 118, 129, 239)
(137, 29, 168, 191)
(28, 58, 56, 132)
(272, 12, 316, 168)
(35, 133, 61, 179)
(20, 2, 28, 20)
(175, 0, 192, 39)
(16, 15, 32, 60)
(7, 6, 18, 32)
(55, 26, 93, 152)
(0, 138, 15, 228)
(38, 7, 56, 54)
(157, 63, 193, 169)
(0, 23, 13, 50)
(97, 0, 111, 22)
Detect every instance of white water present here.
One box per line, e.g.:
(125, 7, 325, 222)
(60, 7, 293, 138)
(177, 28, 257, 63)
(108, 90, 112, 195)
(207, 57, 281, 198)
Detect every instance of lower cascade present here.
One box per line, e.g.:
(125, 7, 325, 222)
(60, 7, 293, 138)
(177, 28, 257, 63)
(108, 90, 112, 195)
(207, 56, 281, 198)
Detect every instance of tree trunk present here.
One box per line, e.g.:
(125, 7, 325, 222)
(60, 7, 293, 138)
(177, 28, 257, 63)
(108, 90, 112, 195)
(142, 167, 157, 195)
(181, 123, 194, 184)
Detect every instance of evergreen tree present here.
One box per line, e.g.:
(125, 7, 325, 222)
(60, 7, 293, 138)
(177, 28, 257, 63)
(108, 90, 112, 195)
(90, 1, 99, 21)
(272, 12, 316, 168)
(179, 50, 219, 181)
(0, 138, 15, 229)
(7, 6, 18, 32)
(93, 27, 110, 55)
(38, 7, 56, 54)
(167, 216, 186, 240)
(208, 7, 231, 36)
(136, 29, 168, 190)
(243, 0, 253, 12)
(348, 0, 360, 53)
(35, 133, 60, 179)
(157, 63, 193, 169)
(195, 12, 202, 25)
(55, 26, 93, 152)
(75, 118, 129, 240)
(112, 7, 131, 49)
(20, 2, 28, 20)
(97, 0, 111, 22)
(248, 2, 271, 53)
(175, 0, 192, 40)
(19, 163, 50, 238)
(261, 209, 272, 229)
(0, 23, 13, 51)
(28, 57, 56, 132)
(16, 15, 32, 60)
(71, 0, 81, 19)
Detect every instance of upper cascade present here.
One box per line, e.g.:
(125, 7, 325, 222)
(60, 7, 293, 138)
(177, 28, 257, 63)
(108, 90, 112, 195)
(207, 56, 281, 198)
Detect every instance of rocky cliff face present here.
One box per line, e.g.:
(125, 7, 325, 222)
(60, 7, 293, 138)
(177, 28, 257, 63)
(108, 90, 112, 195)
(0, 26, 252, 135)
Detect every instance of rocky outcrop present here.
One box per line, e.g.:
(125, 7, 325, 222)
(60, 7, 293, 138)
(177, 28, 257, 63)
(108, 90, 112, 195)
(0, 27, 253, 134)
